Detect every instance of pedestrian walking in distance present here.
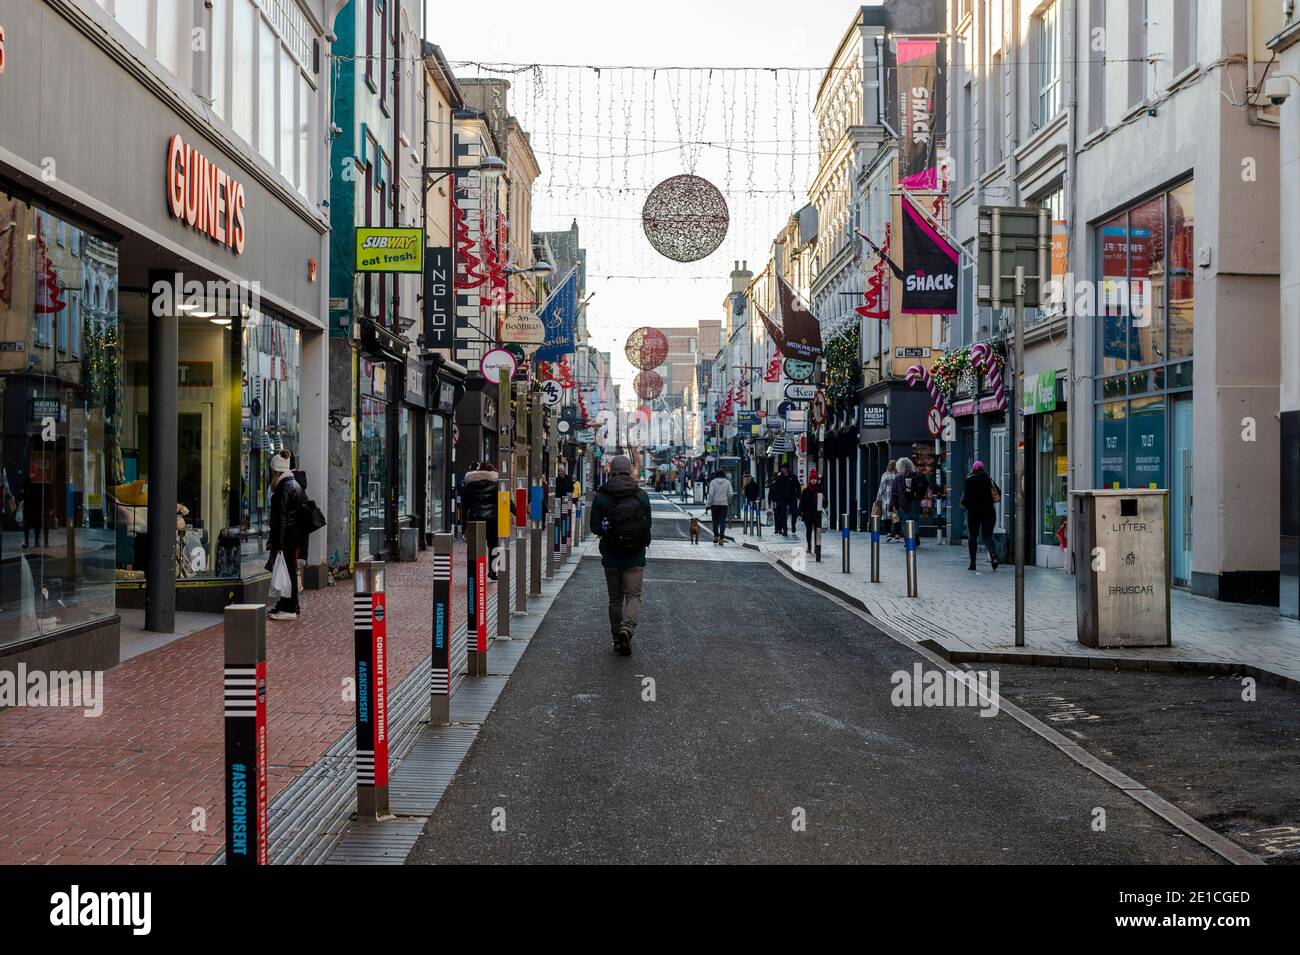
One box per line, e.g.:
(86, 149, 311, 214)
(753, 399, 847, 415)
(267, 450, 304, 621)
(462, 461, 503, 580)
(590, 454, 652, 656)
(960, 461, 1000, 571)
(555, 464, 574, 504)
(706, 469, 734, 544)
(876, 459, 899, 541)
(798, 469, 823, 554)
(769, 464, 800, 536)
(890, 457, 930, 549)
(742, 473, 761, 528)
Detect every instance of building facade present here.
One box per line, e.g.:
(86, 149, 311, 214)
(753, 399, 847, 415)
(947, 0, 1285, 604)
(0, 0, 332, 672)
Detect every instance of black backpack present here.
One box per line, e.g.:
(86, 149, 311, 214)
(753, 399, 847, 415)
(606, 493, 649, 554)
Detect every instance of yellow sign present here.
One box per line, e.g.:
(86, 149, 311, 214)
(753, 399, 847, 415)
(498, 491, 512, 538)
(355, 227, 424, 273)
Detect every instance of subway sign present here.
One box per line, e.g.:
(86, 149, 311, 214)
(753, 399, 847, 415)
(356, 227, 424, 273)
(165, 134, 247, 254)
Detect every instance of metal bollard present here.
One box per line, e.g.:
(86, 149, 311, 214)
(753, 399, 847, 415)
(529, 484, 543, 594)
(757, 503, 763, 538)
(224, 603, 267, 865)
(814, 524, 822, 563)
(548, 500, 560, 575)
(496, 493, 511, 638)
(841, 513, 850, 573)
(905, 519, 918, 598)
(430, 534, 452, 725)
(870, 514, 881, 583)
(466, 522, 487, 676)
(354, 561, 390, 818)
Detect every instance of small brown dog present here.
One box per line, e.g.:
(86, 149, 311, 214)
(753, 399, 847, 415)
(689, 516, 702, 544)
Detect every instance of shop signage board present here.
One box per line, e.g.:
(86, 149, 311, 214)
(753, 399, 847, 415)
(166, 134, 247, 254)
(951, 395, 1006, 417)
(355, 227, 424, 273)
(501, 311, 546, 345)
(785, 409, 808, 433)
(423, 247, 454, 349)
(736, 410, 761, 435)
(863, 404, 888, 429)
(539, 379, 563, 407)
(784, 383, 816, 402)
(1023, 369, 1057, 415)
(480, 348, 517, 383)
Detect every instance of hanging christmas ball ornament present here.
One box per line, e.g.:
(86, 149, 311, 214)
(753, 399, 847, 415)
(625, 326, 670, 370)
(641, 174, 730, 262)
(633, 370, 665, 401)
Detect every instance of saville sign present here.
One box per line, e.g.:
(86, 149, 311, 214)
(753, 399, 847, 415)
(166, 134, 247, 254)
(355, 227, 424, 273)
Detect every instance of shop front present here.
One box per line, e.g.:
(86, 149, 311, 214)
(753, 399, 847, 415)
(859, 382, 948, 536)
(428, 359, 464, 537)
(1, 6, 328, 668)
(1022, 369, 1069, 568)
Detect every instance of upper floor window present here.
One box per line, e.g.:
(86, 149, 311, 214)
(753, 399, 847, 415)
(1037, 1, 1062, 125)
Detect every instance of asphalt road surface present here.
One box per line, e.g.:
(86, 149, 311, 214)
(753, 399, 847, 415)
(407, 493, 1223, 864)
(998, 664, 1300, 865)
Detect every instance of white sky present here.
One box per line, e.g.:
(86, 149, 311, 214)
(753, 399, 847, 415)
(428, 1, 869, 394)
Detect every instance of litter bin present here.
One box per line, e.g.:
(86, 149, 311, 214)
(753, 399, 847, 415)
(692, 483, 703, 505)
(399, 526, 418, 562)
(1072, 489, 1170, 648)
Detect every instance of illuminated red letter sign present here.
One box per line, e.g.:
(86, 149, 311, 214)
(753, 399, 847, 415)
(165, 134, 246, 254)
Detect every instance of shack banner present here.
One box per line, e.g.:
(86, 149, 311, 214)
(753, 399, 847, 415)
(896, 38, 943, 190)
(900, 195, 960, 315)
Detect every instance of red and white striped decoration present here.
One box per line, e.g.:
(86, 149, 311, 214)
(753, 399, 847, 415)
(906, 363, 949, 417)
(970, 342, 1007, 411)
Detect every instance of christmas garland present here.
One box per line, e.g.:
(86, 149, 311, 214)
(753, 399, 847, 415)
(823, 324, 859, 403)
(929, 341, 1005, 403)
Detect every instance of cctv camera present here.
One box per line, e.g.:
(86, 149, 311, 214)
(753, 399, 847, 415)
(1264, 76, 1291, 106)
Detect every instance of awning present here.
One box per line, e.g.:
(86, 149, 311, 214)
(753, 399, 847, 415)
(767, 432, 794, 455)
(360, 318, 409, 363)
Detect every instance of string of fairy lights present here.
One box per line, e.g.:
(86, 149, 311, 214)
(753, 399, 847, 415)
(449, 61, 823, 284)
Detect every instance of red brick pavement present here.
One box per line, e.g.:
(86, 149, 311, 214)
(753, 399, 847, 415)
(0, 543, 474, 864)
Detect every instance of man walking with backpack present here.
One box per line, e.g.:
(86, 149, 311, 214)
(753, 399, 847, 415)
(589, 454, 652, 656)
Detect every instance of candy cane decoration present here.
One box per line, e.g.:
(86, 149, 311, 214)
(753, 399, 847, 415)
(906, 364, 949, 417)
(969, 342, 1007, 411)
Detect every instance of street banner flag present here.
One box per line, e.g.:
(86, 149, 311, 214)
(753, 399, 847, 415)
(897, 39, 942, 190)
(763, 275, 822, 361)
(533, 266, 579, 364)
(900, 194, 960, 315)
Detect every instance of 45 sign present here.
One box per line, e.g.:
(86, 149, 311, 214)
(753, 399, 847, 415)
(539, 379, 563, 408)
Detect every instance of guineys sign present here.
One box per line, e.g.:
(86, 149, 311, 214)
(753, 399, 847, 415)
(166, 134, 247, 254)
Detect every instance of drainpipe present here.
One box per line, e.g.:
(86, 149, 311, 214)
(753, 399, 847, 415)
(1066, 0, 1080, 574)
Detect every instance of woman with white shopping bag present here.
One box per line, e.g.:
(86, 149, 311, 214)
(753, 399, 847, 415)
(266, 451, 305, 622)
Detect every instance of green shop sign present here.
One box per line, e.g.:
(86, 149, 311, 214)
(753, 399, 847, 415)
(1023, 370, 1057, 415)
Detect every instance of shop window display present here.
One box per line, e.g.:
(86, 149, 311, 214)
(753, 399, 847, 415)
(0, 196, 119, 648)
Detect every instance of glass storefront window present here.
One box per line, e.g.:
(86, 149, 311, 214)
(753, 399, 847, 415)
(1, 196, 119, 648)
(1037, 411, 1068, 546)
(1128, 396, 1166, 489)
(1168, 182, 1195, 359)
(240, 310, 302, 576)
(1128, 196, 1166, 367)
(429, 416, 446, 532)
(358, 357, 389, 560)
(117, 292, 237, 581)
(1099, 213, 1129, 375)
(1099, 400, 1127, 489)
(398, 407, 411, 519)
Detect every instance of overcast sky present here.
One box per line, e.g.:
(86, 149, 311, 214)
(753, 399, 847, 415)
(428, 1, 869, 395)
